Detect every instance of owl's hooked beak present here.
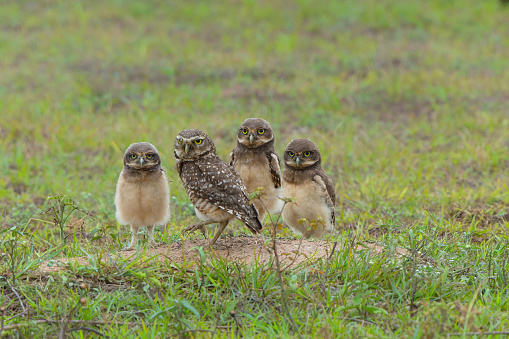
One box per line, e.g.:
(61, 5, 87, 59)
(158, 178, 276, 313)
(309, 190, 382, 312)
(138, 157, 144, 166)
(249, 134, 255, 144)
(184, 143, 190, 154)
(295, 156, 302, 167)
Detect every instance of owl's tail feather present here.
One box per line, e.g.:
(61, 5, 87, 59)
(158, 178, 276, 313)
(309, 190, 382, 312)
(239, 205, 263, 234)
(243, 216, 263, 234)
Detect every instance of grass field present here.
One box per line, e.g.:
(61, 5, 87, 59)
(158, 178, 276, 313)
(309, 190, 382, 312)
(2, 0, 509, 337)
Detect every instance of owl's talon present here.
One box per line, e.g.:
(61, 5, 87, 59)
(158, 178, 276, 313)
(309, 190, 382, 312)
(182, 222, 207, 236)
(148, 241, 165, 248)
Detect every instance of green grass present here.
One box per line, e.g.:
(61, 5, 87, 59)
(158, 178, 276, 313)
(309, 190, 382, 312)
(2, 0, 509, 337)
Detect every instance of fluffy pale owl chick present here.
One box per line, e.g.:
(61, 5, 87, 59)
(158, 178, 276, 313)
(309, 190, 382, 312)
(174, 129, 262, 246)
(229, 118, 283, 221)
(281, 139, 335, 238)
(115, 142, 170, 249)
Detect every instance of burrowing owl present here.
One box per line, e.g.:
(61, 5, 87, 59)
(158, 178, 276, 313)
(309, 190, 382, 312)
(230, 118, 282, 221)
(174, 129, 262, 245)
(281, 139, 335, 238)
(115, 142, 170, 249)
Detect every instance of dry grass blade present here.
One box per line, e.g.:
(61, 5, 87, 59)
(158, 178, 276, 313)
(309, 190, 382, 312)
(170, 329, 216, 337)
(69, 327, 110, 338)
(1, 275, 27, 322)
(259, 195, 303, 339)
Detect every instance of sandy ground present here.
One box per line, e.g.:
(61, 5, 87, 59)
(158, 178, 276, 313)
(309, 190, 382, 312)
(37, 236, 409, 274)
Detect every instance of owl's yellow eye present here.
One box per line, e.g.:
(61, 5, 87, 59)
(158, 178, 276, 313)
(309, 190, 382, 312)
(194, 139, 203, 145)
(288, 152, 295, 157)
(258, 128, 265, 135)
(177, 139, 182, 144)
(130, 154, 137, 159)
(304, 151, 311, 157)
(146, 154, 153, 159)
(241, 128, 248, 135)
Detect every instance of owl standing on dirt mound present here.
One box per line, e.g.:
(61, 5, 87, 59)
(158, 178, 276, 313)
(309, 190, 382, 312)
(174, 129, 262, 246)
(281, 139, 335, 238)
(229, 118, 283, 222)
(115, 142, 170, 249)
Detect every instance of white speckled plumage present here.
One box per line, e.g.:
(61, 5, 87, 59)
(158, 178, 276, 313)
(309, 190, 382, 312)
(174, 129, 262, 245)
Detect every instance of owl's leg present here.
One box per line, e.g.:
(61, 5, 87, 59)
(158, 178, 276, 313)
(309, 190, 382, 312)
(210, 221, 229, 246)
(146, 225, 157, 247)
(125, 225, 139, 250)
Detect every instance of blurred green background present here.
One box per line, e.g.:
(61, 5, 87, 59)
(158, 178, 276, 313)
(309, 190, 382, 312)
(1, 0, 509, 235)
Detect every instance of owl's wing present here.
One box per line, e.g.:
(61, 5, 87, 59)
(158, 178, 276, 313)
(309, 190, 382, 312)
(266, 151, 282, 188)
(313, 172, 336, 226)
(175, 151, 184, 176)
(187, 156, 262, 233)
(229, 151, 235, 167)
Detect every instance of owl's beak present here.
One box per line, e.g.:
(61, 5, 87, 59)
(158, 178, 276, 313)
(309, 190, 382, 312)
(295, 156, 302, 167)
(184, 143, 190, 154)
(249, 134, 254, 144)
(138, 157, 144, 166)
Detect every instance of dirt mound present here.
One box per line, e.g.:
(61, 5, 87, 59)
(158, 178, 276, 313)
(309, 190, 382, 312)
(37, 236, 408, 274)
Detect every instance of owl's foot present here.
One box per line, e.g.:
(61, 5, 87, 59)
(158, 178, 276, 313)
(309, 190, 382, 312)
(182, 222, 208, 238)
(122, 234, 138, 251)
(148, 241, 165, 248)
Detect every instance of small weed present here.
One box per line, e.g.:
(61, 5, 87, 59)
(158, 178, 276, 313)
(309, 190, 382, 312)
(39, 195, 94, 247)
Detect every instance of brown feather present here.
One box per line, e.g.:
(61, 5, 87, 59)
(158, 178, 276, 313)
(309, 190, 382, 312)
(266, 151, 282, 189)
(175, 129, 262, 234)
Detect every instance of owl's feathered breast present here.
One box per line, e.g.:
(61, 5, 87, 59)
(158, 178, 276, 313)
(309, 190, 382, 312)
(283, 164, 335, 225)
(230, 143, 281, 189)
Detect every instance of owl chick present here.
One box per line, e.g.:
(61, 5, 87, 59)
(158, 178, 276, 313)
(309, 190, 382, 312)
(115, 142, 170, 249)
(174, 129, 262, 245)
(281, 139, 335, 238)
(229, 118, 283, 221)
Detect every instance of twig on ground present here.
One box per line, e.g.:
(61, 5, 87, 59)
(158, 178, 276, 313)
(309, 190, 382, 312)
(59, 303, 80, 339)
(1, 276, 28, 322)
(448, 330, 509, 337)
(230, 310, 242, 337)
(170, 329, 216, 337)
(320, 241, 338, 301)
(328, 242, 338, 260)
(0, 320, 134, 331)
(281, 236, 304, 272)
(462, 278, 487, 336)
(409, 245, 419, 314)
(0, 306, 5, 337)
(346, 317, 377, 326)
(69, 327, 110, 338)
(256, 195, 302, 339)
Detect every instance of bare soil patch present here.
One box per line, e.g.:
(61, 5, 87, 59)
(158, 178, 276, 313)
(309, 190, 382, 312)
(37, 236, 408, 274)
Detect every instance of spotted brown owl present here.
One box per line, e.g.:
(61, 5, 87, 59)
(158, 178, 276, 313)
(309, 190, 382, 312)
(115, 142, 170, 249)
(229, 118, 282, 221)
(281, 139, 335, 238)
(174, 129, 262, 245)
